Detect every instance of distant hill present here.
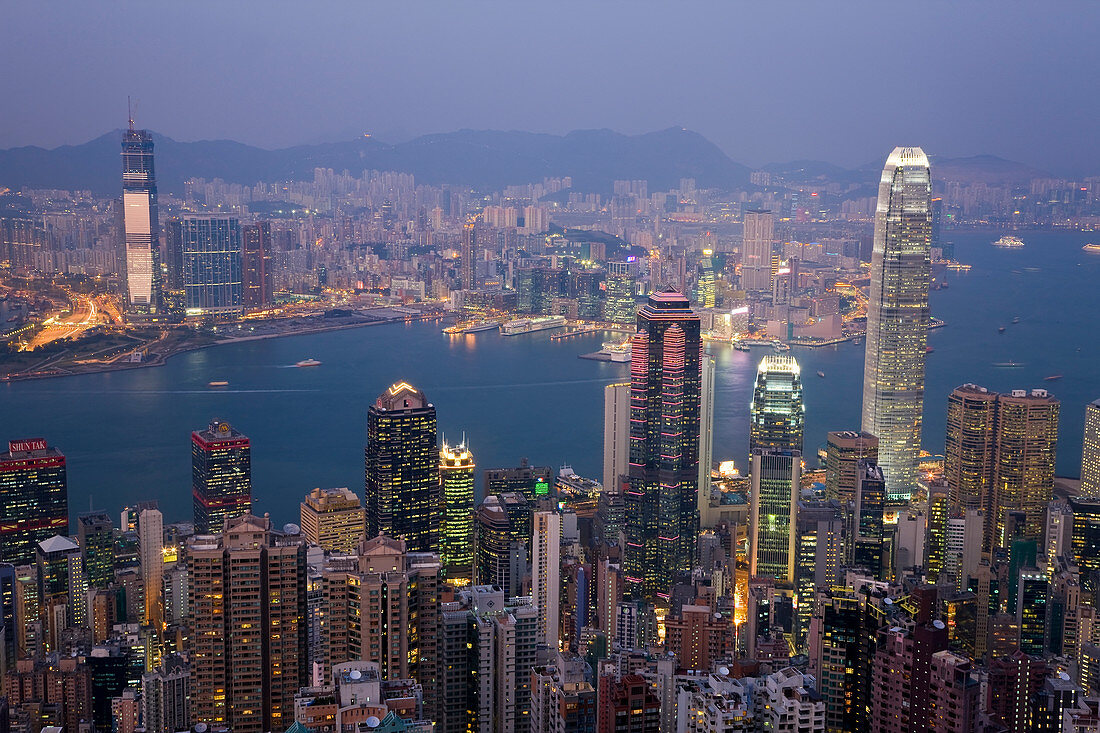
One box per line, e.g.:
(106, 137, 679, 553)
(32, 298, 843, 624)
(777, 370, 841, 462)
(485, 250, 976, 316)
(0, 127, 752, 196)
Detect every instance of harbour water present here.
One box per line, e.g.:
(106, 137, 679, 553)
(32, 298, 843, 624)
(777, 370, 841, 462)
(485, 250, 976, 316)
(1, 230, 1098, 524)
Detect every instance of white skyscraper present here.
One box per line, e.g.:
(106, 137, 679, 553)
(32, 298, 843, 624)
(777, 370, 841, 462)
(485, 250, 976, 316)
(532, 511, 561, 650)
(698, 355, 715, 516)
(861, 147, 933, 501)
(139, 507, 164, 629)
(1082, 399, 1100, 498)
(603, 382, 630, 492)
(122, 119, 161, 312)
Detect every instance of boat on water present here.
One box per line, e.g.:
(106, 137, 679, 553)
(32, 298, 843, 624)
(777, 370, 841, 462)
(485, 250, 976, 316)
(993, 235, 1025, 248)
(733, 342, 751, 352)
(998, 326, 1006, 333)
(208, 381, 229, 388)
(1083, 243, 1100, 254)
(500, 315, 567, 336)
(773, 342, 790, 352)
(992, 362, 1024, 368)
(817, 371, 825, 378)
(1012, 316, 1021, 324)
(1044, 375, 1064, 381)
(296, 358, 322, 367)
(926, 346, 935, 354)
(598, 340, 631, 362)
(443, 318, 502, 335)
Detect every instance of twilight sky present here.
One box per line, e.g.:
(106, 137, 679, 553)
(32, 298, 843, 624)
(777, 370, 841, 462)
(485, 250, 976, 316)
(2, 1, 1097, 175)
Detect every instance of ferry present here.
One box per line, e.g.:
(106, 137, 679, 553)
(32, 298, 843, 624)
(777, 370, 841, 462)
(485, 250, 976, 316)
(597, 340, 632, 362)
(1083, 243, 1100, 254)
(1044, 375, 1064, 381)
(773, 342, 790, 352)
(926, 346, 935, 354)
(208, 381, 229, 388)
(296, 358, 322, 367)
(500, 315, 567, 336)
(998, 326, 1006, 334)
(816, 371, 825, 378)
(993, 235, 1025, 248)
(733, 342, 751, 352)
(1012, 316, 1021, 324)
(443, 319, 503, 335)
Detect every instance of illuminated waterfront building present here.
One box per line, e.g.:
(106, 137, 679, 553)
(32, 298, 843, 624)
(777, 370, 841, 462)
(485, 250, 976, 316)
(483, 458, 552, 502)
(1082, 399, 1100, 499)
(122, 120, 161, 313)
(191, 420, 252, 534)
(861, 147, 933, 501)
(823, 431, 878, 506)
(749, 449, 801, 585)
(623, 289, 702, 600)
(365, 382, 439, 552)
(741, 210, 775, 293)
(440, 440, 475, 584)
(299, 487, 364, 554)
(749, 355, 804, 454)
(604, 260, 637, 324)
(460, 220, 476, 290)
(240, 221, 273, 309)
(0, 439, 68, 566)
(181, 216, 243, 318)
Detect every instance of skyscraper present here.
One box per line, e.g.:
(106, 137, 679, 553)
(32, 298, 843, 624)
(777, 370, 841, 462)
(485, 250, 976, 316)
(603, 382, 631, 492)
(699, 355, 715, 518)
(240, 221, 273, 309)
(139, 507, 163, 629)
(299, 487, 364, 554)
(823, 431, 878, 505)
(483, 459, 552, 502)
(995, 389, 1059, 544)
(1081, 399, 1100, 499)
(861, 147, 933, 501)
(749, 355, 805, 454)
(532, 511, 561, 649)
(474, 493, 529, 599)
(122, 120, 161, 313)
(623, 289, 702, 600)
(181, 216, 243, 318)
(741, 210, 774, 293)
(365, 382, 439, 552)
(749, 449, 801, 585)
(440, 440, 475, 584)
(191, 420, 252, 534)
(851, 460, 887, 580)
(460, 220, 476, 290)
(605, 261, 637, 325)
(0, 438, 68, 566)
(945, 384, 1000, 553)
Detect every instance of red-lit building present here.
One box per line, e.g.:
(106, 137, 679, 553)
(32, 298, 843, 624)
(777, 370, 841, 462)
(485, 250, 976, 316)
(192, 420, 252, 534)
(0, 438, 67, 565)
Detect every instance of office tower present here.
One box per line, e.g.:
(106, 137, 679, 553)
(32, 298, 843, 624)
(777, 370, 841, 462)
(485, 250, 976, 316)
(75, 511, 115, 588)
(181, 216, 243, 317)
(986, 651, 1049, 733)
(605, 261, 637, 324)
(795, 501, 844, 650)
(623, 289, 702, 600)
(741, 210, 774, 292)
(749, 449, 801, 585)
(851, 460, 888, 580)
(945, 383, 999, 553)
(122, 122, 161, 312)
(188, 514, 307, 733)
(484, 458, 553, 502)
(460, 221, 476, 290)
(1083, 399, 1100, 498)
(474, 494, 528, 598)
(240, 221, 273, 309)
(0, 563, 15, 675)
(164, 217, 184, 292)
(1017, 568, 1049, 657)
(139, 507, 163, 629)
(36, 535, 86, 650)
(699, 355, 715, 515)
(809, 586, 879, 733)
(1070, 497, 1100, 578)
(532, 511, 561, 649)
(861, 147, 933, 501)
(603, 382, 631, 492)
(596, 672, 660, 733)
(695, 249, 716, 308)
(0, 439, 67, 566)
(299, 487, 364, 554)
(365, 382, 439, 552)
(1034, 675, 1081, 732)
(925, 481, 949, 581)
(440, 441, 475, 584)
(823, 431, 878, 505)
(995, 388, 1059, 544)
(749, 355, 804, 454)
(191, 419, 251, 534)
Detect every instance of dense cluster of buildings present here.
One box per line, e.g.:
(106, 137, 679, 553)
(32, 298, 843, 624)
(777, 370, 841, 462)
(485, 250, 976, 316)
(3, 143, 1100, 733)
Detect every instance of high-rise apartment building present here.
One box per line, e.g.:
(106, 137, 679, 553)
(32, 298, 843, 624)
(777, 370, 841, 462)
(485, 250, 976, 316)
(945, 383, 1000, 553)
(928, 651, 980, 732)
(603, 382, 631, 492)
(995, 389, 1060, 544)
(122, 122, 161, 312)
(532, 511, 561, 650)
(0, 439, 68, 566)
(749, 449, 801, 585)
(365, 382, 439, 552)
(36, 534, 86, 650)
(749, 355, 804, 454)
(1082, 399, 1100, 499)
(181, 216, 243, 318)
(299, 487, 364, 554)
(699, 355, 716, 518)
(191, 419, 252, 534)
(188, 514, 307, 733)
(809, 586, 880, 733)
(138, 507, 163, 629)
(440, 441, 475, 584)
(624, 290, 702, 600)
(861, 147, 933, 501)
(741, 210, 775, 293)
(240, 221, 273, 309)
(794, 501, 845, 650)
(597, 671, 660, 733)
(823, 431, 878, 505)
(460, 221, 476, 290)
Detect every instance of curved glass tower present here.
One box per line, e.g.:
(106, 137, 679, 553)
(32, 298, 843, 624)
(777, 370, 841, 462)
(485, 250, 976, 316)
(749, 354, 804, 454)
(861, 147, 932, 501)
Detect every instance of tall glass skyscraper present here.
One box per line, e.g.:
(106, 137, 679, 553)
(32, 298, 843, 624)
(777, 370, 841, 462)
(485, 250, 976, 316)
(440, 439, 475, 584)
(182, 216, 243, 318)
(365, 382, 439, 552)
(748, 448, 801, 584)
(749, 355, 804, 454)
(623, 289, 702, 601)
(122, 123, 161, 312)
(861, 147, 932, 501)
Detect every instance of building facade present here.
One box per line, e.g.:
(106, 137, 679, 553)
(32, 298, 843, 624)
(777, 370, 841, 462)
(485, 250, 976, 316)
(182, 216, 243, 318)
(191, 420, 252, 534)
(0, 439, 68, 566)
(122, 124, 161, 312)
(749, 355, 804, 454)
(440, 441, 475, 583)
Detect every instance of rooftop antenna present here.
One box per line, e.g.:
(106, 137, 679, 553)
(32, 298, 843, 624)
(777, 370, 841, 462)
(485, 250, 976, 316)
(127, 96, 135, 132)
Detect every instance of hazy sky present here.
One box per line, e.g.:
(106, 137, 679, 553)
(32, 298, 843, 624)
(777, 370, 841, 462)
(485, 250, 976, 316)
(2, 2, 1097, 175)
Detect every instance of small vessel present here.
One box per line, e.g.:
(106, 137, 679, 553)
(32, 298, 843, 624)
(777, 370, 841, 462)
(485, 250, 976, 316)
(926, 346, 935, 354)
(1083, 243, 1100, 254)
(998, 326, 1006, 333)
(296, 358, 322, 367)
(773, 342, 790, 352)
(993, 235, 1025, 248)
(1011, 316, 1020, 324)
(816, 371, 825, 378)
(733, 342, 751, 352)
(1044, 375, 1064, 381)
(208, 381, 229, 388)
